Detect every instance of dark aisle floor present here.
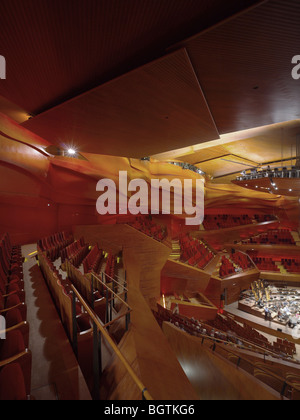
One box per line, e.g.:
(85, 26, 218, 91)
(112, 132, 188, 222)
(22, 244, 91, 400)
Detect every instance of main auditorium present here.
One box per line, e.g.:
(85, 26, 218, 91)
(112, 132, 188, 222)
(0, 0, 300, 401)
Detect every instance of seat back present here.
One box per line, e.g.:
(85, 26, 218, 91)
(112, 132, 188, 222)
(0, 363, 27, 400)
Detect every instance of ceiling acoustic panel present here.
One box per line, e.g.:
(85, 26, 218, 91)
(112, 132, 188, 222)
(22, 49, 220, 158)
(0, 0, 262, 115)
(181, 0, 300, 134)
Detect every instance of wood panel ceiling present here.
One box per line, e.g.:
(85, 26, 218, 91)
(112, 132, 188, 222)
(180, 0, 300, 134)
(21, 49, 220, 158)
(0, 0, 299, 163)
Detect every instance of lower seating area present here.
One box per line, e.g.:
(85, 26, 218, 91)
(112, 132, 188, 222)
(251, 257, 280, 272)
(153, 305, 300, 398)
(154, 305, 288, 359)
(208, 314, 297, 359)
(179, 234, 215, 269)
(128, 216, 167, 242)
(281, 258, 300, 274)
(0, 233, 31, 400)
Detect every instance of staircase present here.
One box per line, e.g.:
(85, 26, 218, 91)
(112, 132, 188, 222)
(169, 240, 181, 260)
(275, 261, 288, 275)
(291, 231, 300, 246)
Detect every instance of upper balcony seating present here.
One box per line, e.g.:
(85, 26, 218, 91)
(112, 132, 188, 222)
(237, 166, 300, 181)
(242, 229, 296, 245)
(179, 234, 215, 269)
(253, 214, 277, 223)
(203, 214, 253, 230)
(128, 216, 167, 242)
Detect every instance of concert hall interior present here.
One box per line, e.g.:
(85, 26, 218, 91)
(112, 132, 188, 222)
(1, 0, 300, 401)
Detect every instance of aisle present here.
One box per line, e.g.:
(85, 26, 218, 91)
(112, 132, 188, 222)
(22, 244, 91, 400)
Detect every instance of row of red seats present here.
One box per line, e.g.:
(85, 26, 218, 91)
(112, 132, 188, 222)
(105, 253, 116, 280)
(37, 232, 74, 261)
(82, 244, 103, 274)
(230, 251, 252, 270)
(209, 314, 273, 351)
(0, 233, 31, 400)
(253, 214, 277, 223)
(252, 257, 280, 272)
(219, 256, 235, 278)
(179, 234, 215, 269)
(129, 216, 167, 242)
(245, 229, 295, 245)
(203, 214, 252, 230)
(281, 258, 300, 274)
(60, 238, 88, 266)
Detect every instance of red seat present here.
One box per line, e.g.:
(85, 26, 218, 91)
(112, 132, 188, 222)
(0, 330, 25, 360)
(0, 363, 27, 400)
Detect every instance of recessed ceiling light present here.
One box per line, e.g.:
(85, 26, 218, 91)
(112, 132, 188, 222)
(289, 189, 293, 192)
(67, 148, 77, 155)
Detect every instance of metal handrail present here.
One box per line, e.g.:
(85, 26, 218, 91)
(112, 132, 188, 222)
(71, 284, 153, 400)
(102, 271, 128, 291)
(92, 273, 130, 309)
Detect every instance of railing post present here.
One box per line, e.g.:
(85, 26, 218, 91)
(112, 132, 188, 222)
(124, 270, 127, 303)
(125, 309, 131, 331)
(92, 321, 101, 400)
(91, 274, 94, 309)
(106, 286, 109, 324)
(110, 291, 113, 322)
(142, 388, 148, 400)
(281, 381, 287, 397)
(72, 291, 78, 358)
(112, 277, 115, 310)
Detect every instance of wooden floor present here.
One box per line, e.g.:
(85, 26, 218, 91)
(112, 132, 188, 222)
(22, 244, 91, 400)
